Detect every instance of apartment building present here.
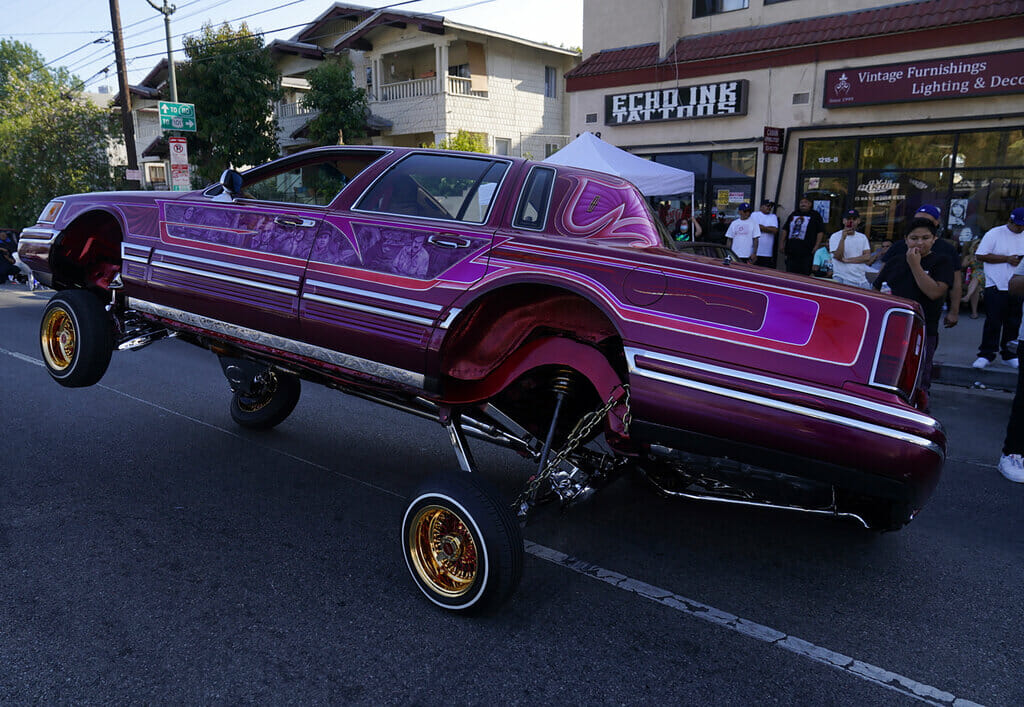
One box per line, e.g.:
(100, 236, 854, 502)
(272, 3, 579, 159)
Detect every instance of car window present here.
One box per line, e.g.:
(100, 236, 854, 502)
(513, 166, 555, 230)
(241, 153, 384, 206)
(358, 153, 509, 223)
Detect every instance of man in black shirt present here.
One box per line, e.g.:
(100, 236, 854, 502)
(881, 204, 962, 327)
(873, 218, 954, 403)
(780, 196, 825, 275)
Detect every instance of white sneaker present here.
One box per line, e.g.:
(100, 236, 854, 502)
(1003, 358, 1019, 369)
(972, 357, 990, 369)
(998, 454, 1024, 483)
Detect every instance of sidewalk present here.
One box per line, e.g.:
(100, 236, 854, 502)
(932, 310, 1020, 392)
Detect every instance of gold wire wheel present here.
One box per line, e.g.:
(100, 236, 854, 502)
(408, 504, 479, 597)
(41, 307, 76, 371)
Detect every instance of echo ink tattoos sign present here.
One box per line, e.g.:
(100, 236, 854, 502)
(824, 50, 1024, 108)
(605, 80, 748, 125)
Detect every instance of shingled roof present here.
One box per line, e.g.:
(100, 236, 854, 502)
(567, 0, 1024, 82)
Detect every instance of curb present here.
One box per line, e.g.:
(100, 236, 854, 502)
(933, 361, 1019, 392)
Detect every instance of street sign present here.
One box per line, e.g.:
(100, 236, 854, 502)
(159, 101, 197, 132)
(763, 126, 785, 154)
(168, 137, 191, 191)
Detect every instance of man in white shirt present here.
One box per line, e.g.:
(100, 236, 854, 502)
(972, 207, 1024, 369)
(829, 209, 871, 288)
(751, 199, 779, 267)
(724, 203, 759, 264)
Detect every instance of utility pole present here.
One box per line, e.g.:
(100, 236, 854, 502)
(109, 0, 139, 182)
(147, 0, 178, 101)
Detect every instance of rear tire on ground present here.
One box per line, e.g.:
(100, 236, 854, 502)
(402, 471, 523, 613)
(40, 289, 114, 388)
(229, 372, 301, 429)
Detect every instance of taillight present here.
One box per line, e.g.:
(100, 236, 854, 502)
(871, 310, 924, 397)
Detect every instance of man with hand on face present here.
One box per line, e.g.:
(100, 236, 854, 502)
(882, 204, 962, 327)
(873, 218, 954, 406)
(829, 209, 871, 288)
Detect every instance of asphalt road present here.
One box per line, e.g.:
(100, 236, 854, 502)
(1, 285, 1021, 705)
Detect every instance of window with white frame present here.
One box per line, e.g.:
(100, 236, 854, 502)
(544, 66, 558, 98)
(494, 138, 511, 156)
(693, 0, 748, 18)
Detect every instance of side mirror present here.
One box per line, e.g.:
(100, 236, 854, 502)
(218, 169, 244, 198)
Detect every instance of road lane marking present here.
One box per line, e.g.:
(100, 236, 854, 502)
(525, 541, 985, 707)
(0, 345, 989, 705)
(0, 345, 402, 499)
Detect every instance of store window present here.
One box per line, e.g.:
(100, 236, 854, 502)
(650, 148, 757, 243)
(693, 0, 748, 18)
(798, 128, 1024, 244)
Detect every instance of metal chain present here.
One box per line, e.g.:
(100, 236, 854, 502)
(514, 384, 630, 513)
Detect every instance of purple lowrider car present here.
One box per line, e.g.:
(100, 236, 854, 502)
(19, 146, 944, 612)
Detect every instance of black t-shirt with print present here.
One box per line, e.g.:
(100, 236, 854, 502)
(783, 209, 824, 257)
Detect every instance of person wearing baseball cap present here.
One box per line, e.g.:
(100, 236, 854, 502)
(881, 204, 963, 327)
(724, 203, 759, 265)
(973, 207, 1024, 371)
(829, 209, 871, 288)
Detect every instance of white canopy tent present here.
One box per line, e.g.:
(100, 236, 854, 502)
(543, 131, 694, 197)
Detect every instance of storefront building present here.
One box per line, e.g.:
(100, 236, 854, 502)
(567, 0, 1024, 249)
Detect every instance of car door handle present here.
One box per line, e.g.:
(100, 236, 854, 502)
(428, 234, 472, 249)
(274, 216, 317, 228)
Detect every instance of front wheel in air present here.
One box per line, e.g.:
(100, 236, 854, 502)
(40, 289, 114, 388)
(402, 471, 523, 613)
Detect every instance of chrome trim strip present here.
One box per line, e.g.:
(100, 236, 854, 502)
(153, 249, 301, 282)
(128, 298, 425, 389)
(19, 228, 58, 244)
(625, 347, 938, 429)
(438, 307, 461, 330)
(626, 350, 943, 456)
(153, 261, 297, 295)
(305, 279, 443, 311)
(123, 255, 149, 264)
(303, 293, 435, 327)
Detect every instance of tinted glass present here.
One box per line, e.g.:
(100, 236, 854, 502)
(801, 138, 857, 171)
(358, 153, 509, 223)
(859, 133, 955, 170)
(514, 166, 555, 229)
(956, 129, 1024, 168)
(243, 153, 384, 206)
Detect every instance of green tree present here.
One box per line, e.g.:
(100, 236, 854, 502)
(178, 22, 282, 184)
(0, 40, 115, 228)
(302, 55, 368, 146)
(425, 130, 489, 153)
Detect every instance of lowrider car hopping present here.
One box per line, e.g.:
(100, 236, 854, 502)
(19, 146, 945, 612)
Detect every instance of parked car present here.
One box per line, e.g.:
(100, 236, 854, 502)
(19, 146, 945, 612)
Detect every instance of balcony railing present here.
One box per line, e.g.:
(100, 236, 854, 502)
(275, 101, 316, 119)
(447, 75, 487, 98)
(379, 77, 438, 101)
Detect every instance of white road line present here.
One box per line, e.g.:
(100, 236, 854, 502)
(0, 345, 402, 499)
(0, 345, 987, 705)
(523, 542, 985, 707)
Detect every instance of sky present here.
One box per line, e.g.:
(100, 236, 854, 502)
(0, 0, 583, 90)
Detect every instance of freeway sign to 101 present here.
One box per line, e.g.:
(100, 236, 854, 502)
(159, 101, 197, 132)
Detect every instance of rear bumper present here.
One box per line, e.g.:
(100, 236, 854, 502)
(626, 347, 945, 509)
